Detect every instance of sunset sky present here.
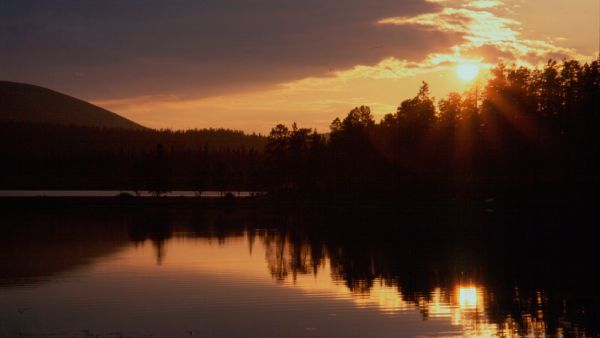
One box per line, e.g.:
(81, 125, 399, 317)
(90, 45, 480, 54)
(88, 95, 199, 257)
(1, 0, 598, 133)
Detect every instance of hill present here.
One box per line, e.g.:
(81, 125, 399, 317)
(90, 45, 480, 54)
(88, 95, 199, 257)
(0, 81, 145, 129)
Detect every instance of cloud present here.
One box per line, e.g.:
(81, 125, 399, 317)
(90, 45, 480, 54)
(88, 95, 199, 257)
(464, 1, 503, 9)
(3, 0, 595, 132)
(380, 8, 519, 42)
(378, 6, 584, 67)
(93, 55, 463, 132)
(0, 0, 459, 100)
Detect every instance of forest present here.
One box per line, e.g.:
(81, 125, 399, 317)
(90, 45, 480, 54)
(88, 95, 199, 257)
(263, 59, 599, 208)
(0, 125, 265, 192)
(1, 59, 598, 208)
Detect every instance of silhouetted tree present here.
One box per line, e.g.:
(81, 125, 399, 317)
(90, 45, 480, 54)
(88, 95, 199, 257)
(396, 81, 436, 129)
(2, 58, 597, 206)
(258, 59, 598, 206)
(147, 144, 171, 196)
(438, 92, 462, 124)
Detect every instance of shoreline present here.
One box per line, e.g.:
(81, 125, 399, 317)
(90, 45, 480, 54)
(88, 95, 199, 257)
(0, 193, 596, 225)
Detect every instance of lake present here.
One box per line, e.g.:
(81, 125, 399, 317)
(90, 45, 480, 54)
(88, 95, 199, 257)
(0, 202, 597, 337)
(0, 190, 262, 198)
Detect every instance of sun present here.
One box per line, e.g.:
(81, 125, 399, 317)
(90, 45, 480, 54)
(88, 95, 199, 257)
(456, 63, 480, 82)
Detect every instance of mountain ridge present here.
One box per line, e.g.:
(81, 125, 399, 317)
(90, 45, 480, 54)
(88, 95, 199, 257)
(0, 81, 145, 130)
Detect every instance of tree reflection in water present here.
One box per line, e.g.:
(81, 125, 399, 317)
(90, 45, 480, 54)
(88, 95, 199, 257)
(0, 202, 597, 337)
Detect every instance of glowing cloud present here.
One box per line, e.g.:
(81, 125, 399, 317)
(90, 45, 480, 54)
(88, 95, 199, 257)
(92, 0, 596, 131)
(378, 6, 582, 67)
(464, 0, 503, 8)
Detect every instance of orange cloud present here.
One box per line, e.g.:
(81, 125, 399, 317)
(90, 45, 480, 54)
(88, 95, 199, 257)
(378, 5, 584, 66)
(464, 0, 503, 8)
(93, 0, 597, 132)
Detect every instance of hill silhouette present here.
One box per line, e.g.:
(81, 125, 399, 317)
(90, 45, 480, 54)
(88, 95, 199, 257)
(0, 81, 145, 129)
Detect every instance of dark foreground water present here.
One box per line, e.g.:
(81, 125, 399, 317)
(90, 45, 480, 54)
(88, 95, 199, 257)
(0, 202, 597, 337)
(0, 190, 260, 197)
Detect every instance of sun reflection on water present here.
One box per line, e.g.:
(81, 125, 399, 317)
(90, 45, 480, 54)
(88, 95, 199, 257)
(103, 231, 575, 337)
(458, 286, 478, 309)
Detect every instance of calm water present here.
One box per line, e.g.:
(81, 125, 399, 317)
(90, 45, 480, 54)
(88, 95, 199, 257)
(0, 190, 261, 197)
(0, 203, 597, 337)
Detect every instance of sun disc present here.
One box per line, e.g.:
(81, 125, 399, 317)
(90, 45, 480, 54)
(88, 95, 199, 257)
(456, 63, 479, 82)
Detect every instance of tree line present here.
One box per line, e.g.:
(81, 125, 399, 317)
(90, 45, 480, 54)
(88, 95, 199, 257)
(1, 58, 598, 203)
(264, 59, 599, 206)
(0, 123, 266, 193)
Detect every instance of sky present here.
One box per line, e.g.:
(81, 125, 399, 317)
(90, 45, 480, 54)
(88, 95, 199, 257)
(1, 0, 598, 133)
